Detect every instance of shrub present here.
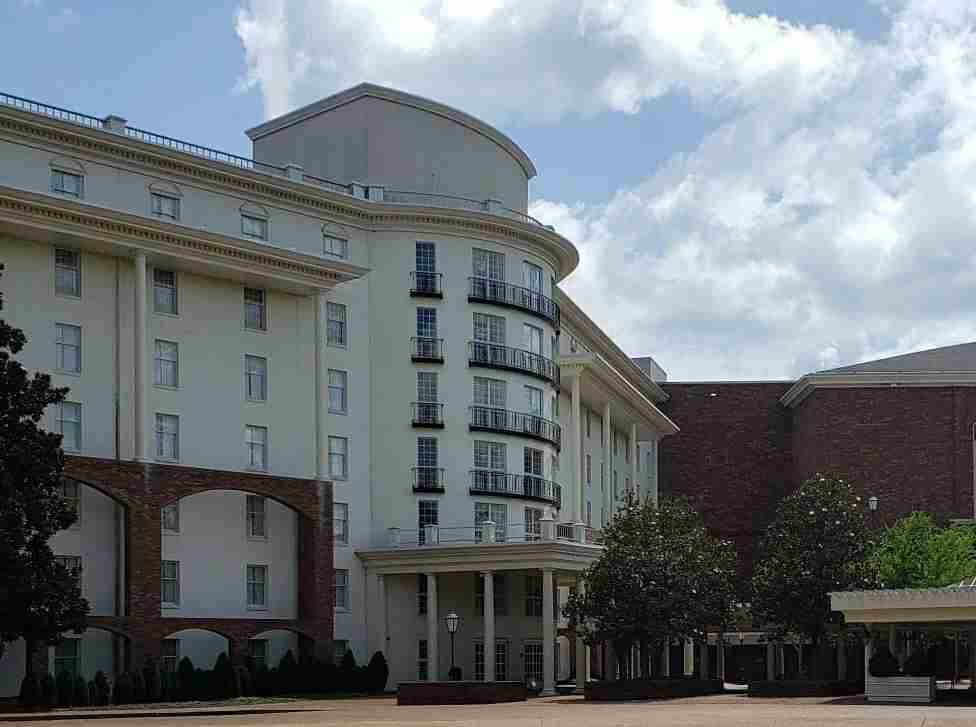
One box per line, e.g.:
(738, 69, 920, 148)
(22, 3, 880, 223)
(55, 669, 74, 707)
(339, 650, 358, 691)
(177, 657, 195, 700)
(253, 664, 271, 696)
(112, 672, 133, 705)
(131, 670, 145, 703)
(40, 673, 56, 709)
(448, 666, 462, 681)
(87, 680, 97, 707)
(18, 673, 40, 707)
(213, 652, 238, 699)
(236, 666, 252, 697)
(74, 676, 89, 707)
(365, 652, 389, 693)
(94, 671, 111, 706)
(904, 646, 935, 677)
(143, 658, 161, 701)
(868, 645, 900, 677)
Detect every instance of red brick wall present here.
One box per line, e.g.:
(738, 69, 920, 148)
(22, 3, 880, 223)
(658, 383, 793, 584)
(54, 456, 334, 672)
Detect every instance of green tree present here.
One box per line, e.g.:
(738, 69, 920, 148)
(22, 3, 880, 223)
(751, 474, 873, 676)
(869, 512, 976, 588)
(564, 495, 737, 678)
(0, 264, 89, 672)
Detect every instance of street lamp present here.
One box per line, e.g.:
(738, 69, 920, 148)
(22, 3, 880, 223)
(868, 496, 879, 511)
(445, 612, 460, 679)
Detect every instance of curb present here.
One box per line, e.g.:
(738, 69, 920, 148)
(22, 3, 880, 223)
(0, 707, 325, 722)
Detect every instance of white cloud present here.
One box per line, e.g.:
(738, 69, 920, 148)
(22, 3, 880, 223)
(236, 0, 976, 380)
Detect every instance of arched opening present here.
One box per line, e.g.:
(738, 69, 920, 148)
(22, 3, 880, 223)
(162, 629, 230, 672)
(247, 629, 304, 671)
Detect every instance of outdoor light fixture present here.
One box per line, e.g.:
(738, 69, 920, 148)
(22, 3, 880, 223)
(445, 612, 460, 678)
(868, 496, 879, 511)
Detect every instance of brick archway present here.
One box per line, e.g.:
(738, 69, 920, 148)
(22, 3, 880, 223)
(60, 457, 334, 672)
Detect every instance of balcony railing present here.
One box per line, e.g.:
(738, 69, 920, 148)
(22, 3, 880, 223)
(468, 277, 560, 329)
(411, 402, 444, 428)
(468, 341, 559, 386)
(410, 271, 443, 298)
(382, 522, 601, 548)
(469, 471, 561, 506)
(469, 405, 561, 449)
(411, 337, 444, 363)
(412, 466, 445, 493)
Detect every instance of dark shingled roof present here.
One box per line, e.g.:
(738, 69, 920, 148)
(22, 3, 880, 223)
(820, 341, 976, 374)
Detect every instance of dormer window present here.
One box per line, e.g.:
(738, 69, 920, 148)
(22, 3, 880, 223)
(50, 157, 85, 199)
(242, 214, 268, 241)
(323, 234, 348, 260)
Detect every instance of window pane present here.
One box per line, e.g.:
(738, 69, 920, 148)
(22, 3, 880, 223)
(245, 355, 267, 401)
(55, 248, 80, 297)
(162, 503, 180, 532)
(328, 369, 347, 413)
(327, 303, 347, 346)
(153, 269, 178, 315)
(324, 235, 349, 259)
(416, 242, 436, 273)
(244, 288, 267, 330)
(56, 323, 81, 373)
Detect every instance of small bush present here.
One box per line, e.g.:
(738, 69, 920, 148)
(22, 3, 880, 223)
(366, 651, 390, 693)
(904, 646, 935, 677)
(448, 666, 462, 681)
(87, 680, 97, 707)
(236, 665, 252, 697)
(213, 652, 238, 699)
(18, 673, 40, 707)
(74, 676, 90, 707)
(55, 669, 74, 707)
(868, 645, 900, 677)
(339, 650, 358, 691)
(143, 657, 161, 701)
(40, 673, 56, 709)
(94, 671, 111, 706)
(131, 670, 145, 703)
(112, 672, 133, 705)
(177, 657, 195, 700)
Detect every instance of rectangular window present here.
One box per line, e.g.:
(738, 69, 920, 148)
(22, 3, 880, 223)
(525, 385, 543, 417)
(495, 641, 508, 681)
(328, 369, 348, 414)
(416, 241, 436, 273)
(155, 413, 179, 462)
(328, 436, 348, 479)
(523, 261, 543, 293)
(161, 503, 180, 534)
(151, 193, 180, 221)
(161, 560, 180, 606)
(55, 555, 82, 587)
(614, 470, 619, 500)
(473, 440, 506, 472)
(473, 313, 506, 344)
(55, 248, 80, 298)
(417, 574, 427, 615)
(600, 462, 605, 491)
(418, 640, 429, 680)
(53, 639, 80, 679)
(587, 501, 592, 526)
(417, 436, 438, 469)
(241, 214, 268, 240)
(335, 568, 349, 610)
(247, 564, 268, 608)
(246, 495, 267, 538)
(523, 642, 543, 682)
(153, 269, 178, 315)
(474, 573, 508, 616)
(418, 500, 438, 545)
(55, 323, 81, 374)
(154, 340, 179, 387)
(161, 639, 179, 673)
(51, 170, 83, 198)
(249, 640, 268, 670)
(244, 287, 267, 331)
(586, 410, 591, 438)
(474, 502, 507, 543)
(416, 307, 437, 338)
(56, 402, 82, 452)
(326, 302, 347, 346)
(473, 377, 506, 407)
(473, 248, 505, 280)
(523, 323, 543, 355)
(334, 502, 349, 546)
(524, 447, 544, 477)
(585, 454, 592, 485)
(334, 640, 349, 666)
(245, 355, 267, 401)
(525, 507, 543, 541)
(474, 641, 485, 682)
(417, 371, 438, 403)
(323, 235, 348, 259)
(61, 480, 80, 524)
(525, 575, 543, 617)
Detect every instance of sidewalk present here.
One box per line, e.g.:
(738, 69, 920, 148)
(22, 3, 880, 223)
(0, 698, 343, 722)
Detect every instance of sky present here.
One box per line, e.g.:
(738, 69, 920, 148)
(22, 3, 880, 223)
(4, 0, 976, 381)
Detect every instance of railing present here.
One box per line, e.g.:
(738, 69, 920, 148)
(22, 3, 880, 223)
(468, 341, 559, 386)
(468, 278, 560, 329)
(124, 126, 286, 175)
(410, 271, 443, 297)
(0, 91, 103, 130)
(382, 522, 601, 548)
(411, 337, 444, 362)
(411, 402, 444, 428)
(412, 466, 445, 493)
(302, 172, 353, 195)
(469, 405, 561, 449)
(469, 471, 561, 506)
(385, 190, 487, 213)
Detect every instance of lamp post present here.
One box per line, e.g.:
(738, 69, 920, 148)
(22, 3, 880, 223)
(445, 612, 460, 679)
(868, 496, 879, 511)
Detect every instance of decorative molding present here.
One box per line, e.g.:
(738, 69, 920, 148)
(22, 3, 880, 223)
(781, 372, 976, 408)
(49, 154, 85, 173)
(147, 179, 182, 197)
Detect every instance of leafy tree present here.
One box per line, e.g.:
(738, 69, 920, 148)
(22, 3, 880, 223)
(869, 512, 976, 589)
(564, 495, 737, 678)
(751, 474, 874, 676)
(0, 264, 89, 671)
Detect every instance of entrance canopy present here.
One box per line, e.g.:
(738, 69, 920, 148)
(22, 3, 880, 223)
(832, 585, 976, 626)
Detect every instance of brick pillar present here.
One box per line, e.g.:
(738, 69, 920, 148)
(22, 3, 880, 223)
(298, 482, 333, 661)
(126, 488, 162, 668)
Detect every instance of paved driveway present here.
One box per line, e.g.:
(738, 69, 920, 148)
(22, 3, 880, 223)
(7, 694, 976, 726)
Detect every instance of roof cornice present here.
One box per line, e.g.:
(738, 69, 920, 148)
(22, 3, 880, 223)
(781, 371, 976, 408)
(245, 83, 538, 179)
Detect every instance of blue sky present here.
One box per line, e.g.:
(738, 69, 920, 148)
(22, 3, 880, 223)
(6, 1, 976, 381)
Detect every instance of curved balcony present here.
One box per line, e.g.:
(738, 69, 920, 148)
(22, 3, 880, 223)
(468, 341, 559, 386)
(411, 337, 444, 363)
(469, 470, 562, 507)
(410, 271, 443, 298)
(413, 467, 445, 493)
(411, 402, 444, 428)
(468, 277, 560, 329)
(468, 405, 561, 450)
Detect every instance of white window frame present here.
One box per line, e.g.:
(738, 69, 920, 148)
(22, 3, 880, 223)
(153, 269, 178, 315)
(245, 425, 268, 472)
(246, 563, 268, 610)
(523, 323, 543, 356)
(61, 480, 81, 528)
(418, 640, 429, 680)
(473, 377, 506, 407)
(523, 260, 544, 293)
(55, 322, 81, 374)
(243, 287, 267, 332)
(335, 568, 350, 611)
(241, 213, 268, 241)
(326, 302, 347, 347)
(153, 339, 179, 388)
(161, 502, 180, 534)
(249, 639, 268, 669)
(161, 560, 180, 607)
(328, 369, 348, 414)
(150, 192, 181, 221)
(246, 495, 267, 539)
(328, 436, 348, 480)
(244, 354, 268, 402)
(154, 413, 180, 462)
(417, 371, 438, 403)
(161, 639, 180, 673)
(416, 307, 438, 338)
(51, 169, 84, 199)
(525, 385, 544, 417)
(323, 234, 349, 260)
(473, 312, 506, 344)
(54, 248, 81, 298)
(55, 401, 82, 453)
(333, 502, 349, 546)
(585, 454, 592, 485)
(473, 248, 505, 280)
(418, 500, 439, 545)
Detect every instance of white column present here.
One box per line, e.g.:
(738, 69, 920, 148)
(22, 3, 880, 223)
(864, 635, 873, 686)
(426, 573, 438, 681)
(314, 291, 328, 479)
(603, 402, 612, 518)
(571, 370, 583, 523)
(575, 578, 589, 692)
(629, 422, 638, 498)
(376, 574, 387, 657)
(542, 569, 555, 695)
(133, 251, 149, 461)
(683, 638, 694, 676)
(766, 643, 775, 680)
(661, 641, 670, 677)
(483, 571, 495, 682)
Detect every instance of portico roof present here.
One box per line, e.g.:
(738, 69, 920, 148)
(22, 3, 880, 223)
(831, 585, 976, 625)
(356, 540, 601, 575)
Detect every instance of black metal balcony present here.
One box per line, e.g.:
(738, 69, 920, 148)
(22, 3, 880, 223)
(468, 406, 561, 450)
(468, 277, 560, 329)
(410, 271, 443, 298)
(411, 337, 444, 363)
(413, 467, 446, 493)
(469, 470, 562, 507)
(412, 402, 444, 428)
(468, 341, 560, 386)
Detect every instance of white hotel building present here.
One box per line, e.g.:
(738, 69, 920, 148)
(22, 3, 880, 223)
(0, 84, 676, 696)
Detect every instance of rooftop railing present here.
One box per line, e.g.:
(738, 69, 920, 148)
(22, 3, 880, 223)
(382, 521, 601, 548)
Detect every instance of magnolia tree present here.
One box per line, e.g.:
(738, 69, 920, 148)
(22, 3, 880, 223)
(751, 474, 873, 678)
(564, 495, 737, 679)
(0, 265, 88, 673)
(869, 511, 976, 589)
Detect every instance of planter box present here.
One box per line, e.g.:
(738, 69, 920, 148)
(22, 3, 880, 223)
(748, 680, 863, 698)
(867, 676, 935, 704)
(397, 681, 527, 705)
(585, 678, 724, 701)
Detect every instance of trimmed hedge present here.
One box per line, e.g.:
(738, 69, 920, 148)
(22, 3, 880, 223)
(585, 677, 724, 701)
(748, 680, 864, 698)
